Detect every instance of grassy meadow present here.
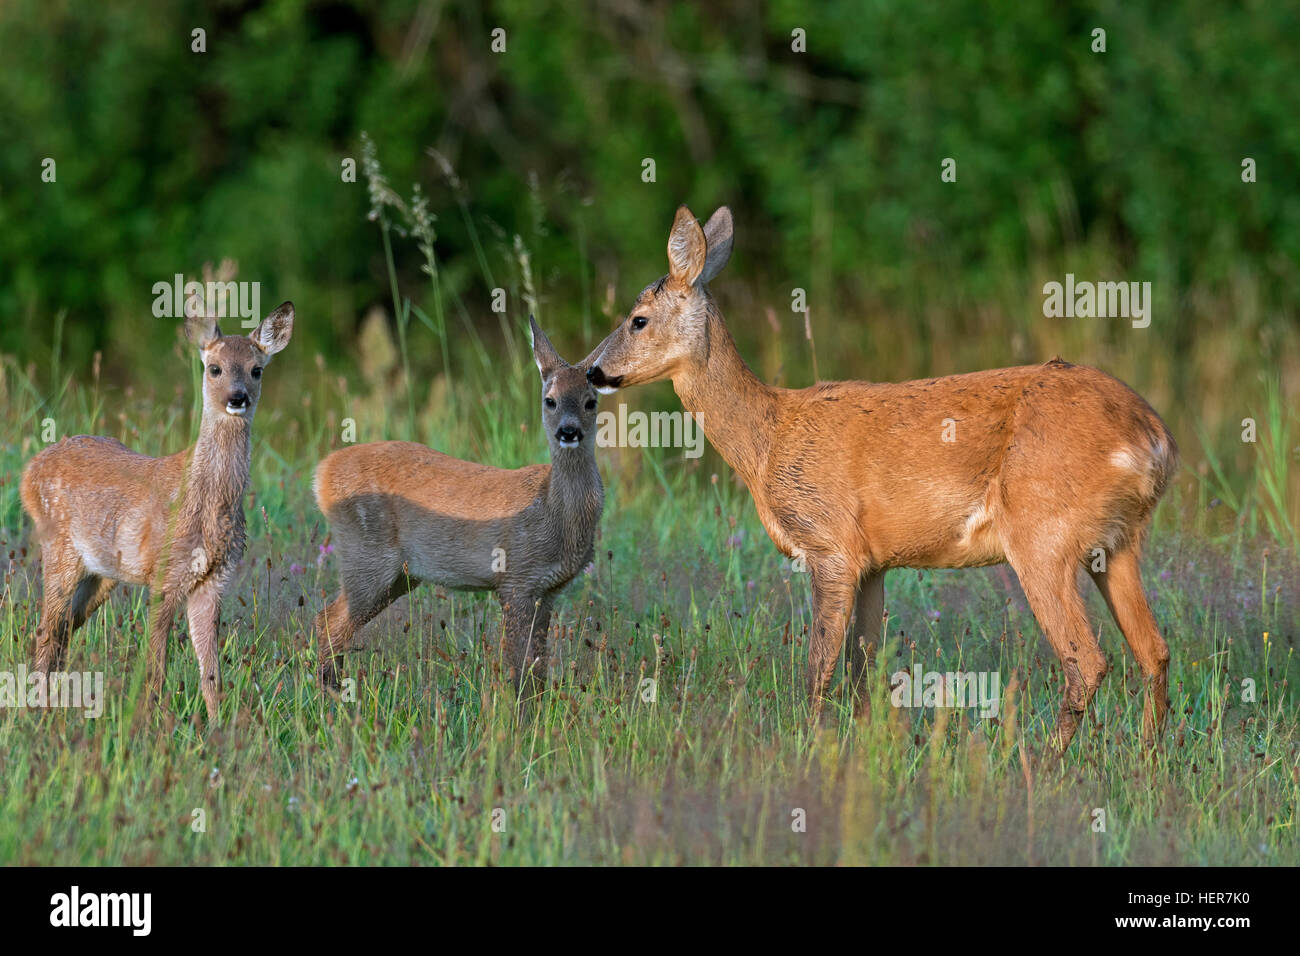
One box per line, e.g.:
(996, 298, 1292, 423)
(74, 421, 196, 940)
(1, 187, 1297, 866)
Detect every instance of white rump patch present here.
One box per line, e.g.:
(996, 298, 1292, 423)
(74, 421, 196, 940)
(1109, 448, 1144, 473)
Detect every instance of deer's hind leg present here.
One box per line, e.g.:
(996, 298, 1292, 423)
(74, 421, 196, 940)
(315, 566, 414, 688)
(71, 575, 116, 631)
(846, 570, 885, 718)
(1090, 543, 1169, 745)
(33, 541, 88, 673)
(1005, 543, 1108, 754)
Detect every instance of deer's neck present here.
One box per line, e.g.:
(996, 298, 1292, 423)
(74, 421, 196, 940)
(546, 449, 604, 554)
(672, 309, 778, 491)
(184, 413, 252, 530)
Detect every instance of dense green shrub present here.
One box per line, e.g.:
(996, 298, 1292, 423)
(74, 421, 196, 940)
(1, 0, 1296, 383)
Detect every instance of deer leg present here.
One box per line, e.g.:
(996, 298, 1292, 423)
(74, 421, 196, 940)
(71, 576, 116, 629)
(846, 570, 885, 718)
(33, 544, 84, 673)
(314, 571, 411, 688)
(146, 589, 180, 708)
(499, 590, 553, 699)
(314, 595, 354, 689)
(187, 581, 222, 724)
(1009, 554, 1108, 754)
(44, 574, 113, 674)
(806, 565, 857, 720)
(34, 588, 74, 673)
(1090, 545, 1169, 745)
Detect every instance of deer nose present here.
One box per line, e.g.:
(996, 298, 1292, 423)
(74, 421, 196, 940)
(227, 392, 249, 408)
(587, 366, 621, 389)
(555, 424, 583, 445)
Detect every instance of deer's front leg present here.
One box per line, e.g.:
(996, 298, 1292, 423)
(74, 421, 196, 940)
(500, 590, 553, 698)
(806, 564, 857, 720)
(187, 581, 222, 723)
(146, 589, 179, 707)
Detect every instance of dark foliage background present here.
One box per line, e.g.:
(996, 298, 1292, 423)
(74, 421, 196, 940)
(1, 0, 1296, 444)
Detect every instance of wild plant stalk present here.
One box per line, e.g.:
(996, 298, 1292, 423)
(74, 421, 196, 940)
(428, 146, 504, 374)
(410, 184, 452, 397)
(804, 307, 820, 383)
(361, 132, 417, 440)
(88, 351, 104, 435)
(576, 209, 592, 345)
(507, 233, 538, 372)
(50, 308, 64, 402)
(380, 226, 415, 440)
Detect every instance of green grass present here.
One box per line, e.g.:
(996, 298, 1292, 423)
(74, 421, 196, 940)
(0, 152, 1296, 865)
(0, 345, 1296, 865)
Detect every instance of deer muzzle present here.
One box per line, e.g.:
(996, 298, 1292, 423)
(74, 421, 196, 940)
(225, 392, 250, 416)
(555, 424, 584, 447)
(586, 365, 622, 393)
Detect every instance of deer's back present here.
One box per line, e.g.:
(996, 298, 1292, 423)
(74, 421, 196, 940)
(758, 360, 1176, 569)
(314, 441, 550, 519)
(21, 435, 186, 582)
(314, 441, 556, 591)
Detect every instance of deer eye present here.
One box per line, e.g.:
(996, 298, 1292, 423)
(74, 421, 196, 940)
(208, 365, 221, 377)
(585, 399, 597, 410)
(251, 366, 262, 379)
(631, 315, 649, 331)
(545, 397, 557, 409)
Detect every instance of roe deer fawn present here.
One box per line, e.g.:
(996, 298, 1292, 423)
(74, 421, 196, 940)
(586, 206, 1178, 751)
(20, 287, 294, 722)
(313, 318, 603, 695)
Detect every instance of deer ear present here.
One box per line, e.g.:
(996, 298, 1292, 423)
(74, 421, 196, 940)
(700, 206, 733, 285)
(250, 302, 294, 356)
(667, 205, 707, 287)
(530, 315, 562, 379)
(185, 311, 221, 349)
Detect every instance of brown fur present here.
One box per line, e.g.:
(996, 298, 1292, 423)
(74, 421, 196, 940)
(587, 205, 1178, 750)
(20, 289, 294, 723)
(312, 318, 604, 695)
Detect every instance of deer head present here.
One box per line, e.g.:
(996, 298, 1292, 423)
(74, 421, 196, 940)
(587, 205, 733, 392)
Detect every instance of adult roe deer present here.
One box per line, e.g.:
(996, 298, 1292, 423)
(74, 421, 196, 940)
(313, 318, 603, 695)
(21, 280, 294, 722)
(586, 205, 1178, 752)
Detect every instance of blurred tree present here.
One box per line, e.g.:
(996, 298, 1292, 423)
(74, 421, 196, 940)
(0, 0, 1296, 385)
